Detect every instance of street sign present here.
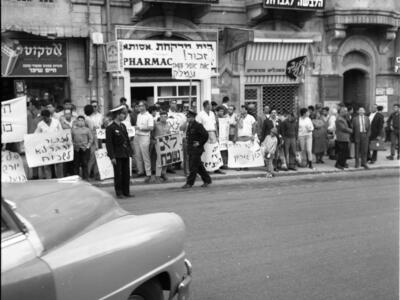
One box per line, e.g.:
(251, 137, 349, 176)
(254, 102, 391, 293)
(106, 41, 123, 73)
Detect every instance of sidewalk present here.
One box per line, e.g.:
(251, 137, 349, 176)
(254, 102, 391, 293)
(93, 148, 400, 189)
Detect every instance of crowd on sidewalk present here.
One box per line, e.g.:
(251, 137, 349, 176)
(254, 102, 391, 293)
(3, 94, 399, 196)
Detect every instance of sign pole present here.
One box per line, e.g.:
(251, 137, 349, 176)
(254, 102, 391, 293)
(189, 78, 192, 108)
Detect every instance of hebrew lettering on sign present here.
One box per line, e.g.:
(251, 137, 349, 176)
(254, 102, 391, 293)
(156, 133, 183, 167)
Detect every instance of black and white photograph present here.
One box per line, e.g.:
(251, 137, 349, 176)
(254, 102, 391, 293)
(1, 0, 400, 299)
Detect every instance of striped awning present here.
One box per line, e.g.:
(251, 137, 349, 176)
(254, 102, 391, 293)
(1, 24, 89, 38)
(245, 42, 309, 85)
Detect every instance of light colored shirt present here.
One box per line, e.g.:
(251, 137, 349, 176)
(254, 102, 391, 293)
(237, 114, 256, 137)
(359, 116, 366, 132)
(89, 112, 104, 129)
(262, 135, 278, 154)
(298, 117, 314, 137)
(35, 118, 62, 133)
(369, 112, 376, 123)
(168, 111, 187, 133)
(54, 110, 78, 120)
(196, 110, 216, 131)
(72, 126, 93, 150)
(136, 111, 154, 136)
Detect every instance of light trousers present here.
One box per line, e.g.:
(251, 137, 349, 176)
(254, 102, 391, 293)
(299, 135, 313, 162)
(134, 135, 151, 176)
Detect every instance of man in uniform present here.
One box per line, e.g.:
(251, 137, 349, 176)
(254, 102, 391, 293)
(182, 110, 212, 189)
(106, 106, 134, 198)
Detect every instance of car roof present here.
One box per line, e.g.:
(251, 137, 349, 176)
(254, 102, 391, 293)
(2, 178, 128, 252)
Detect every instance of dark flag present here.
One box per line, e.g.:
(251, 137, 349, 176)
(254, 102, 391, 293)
(286, 56, 307, 80)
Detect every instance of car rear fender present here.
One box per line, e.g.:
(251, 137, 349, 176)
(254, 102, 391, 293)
(41, 213, 187, 300)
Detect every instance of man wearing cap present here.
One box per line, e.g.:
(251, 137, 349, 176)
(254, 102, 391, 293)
(182, 110, 212, 188)
(368, 105, 384, 163)
(106, 106, 134, 198)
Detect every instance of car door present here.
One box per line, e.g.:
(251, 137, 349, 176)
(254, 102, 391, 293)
(1, 200, 57, 300)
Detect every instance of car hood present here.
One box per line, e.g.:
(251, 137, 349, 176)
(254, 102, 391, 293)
(2, 178, 128, 252)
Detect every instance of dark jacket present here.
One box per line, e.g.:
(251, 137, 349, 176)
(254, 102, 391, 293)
(335, 116, 353, 142)
(186, 120, 209, 154)
(280, 118, 298, 139)
(351, 115, 371, 142)
(387, 111, 400, 134)
(370, 112, 384, 140)
(260, 118, 274, 142)
(105, 122, 133, 159)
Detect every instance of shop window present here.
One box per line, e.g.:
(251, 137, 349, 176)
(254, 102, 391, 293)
(262, 85, 298, 115)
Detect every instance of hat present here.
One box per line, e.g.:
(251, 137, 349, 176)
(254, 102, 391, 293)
(187, 109, 197, 117)
(110, 105, 126, 113)
(271, 128, 278, 136)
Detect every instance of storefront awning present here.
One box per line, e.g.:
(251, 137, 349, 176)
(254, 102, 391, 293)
(245, 42, 310, 85)
(1, 24, 89, 38)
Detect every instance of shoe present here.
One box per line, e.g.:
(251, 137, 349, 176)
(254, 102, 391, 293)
(160, 174, 168, 181)
(266, 173, 273, 178)
(214, 169, 225, 174)
(181, 184, 192, 189)
(144, 176, 152, 183)
(335, 164, 344, 170)
(167, 169, 176, 174)
(123, 194, 134, 198)
(154, 177, 162, 184)
(362, 165, 370, 170)
(308, 161, 313, 169)
(344, 163, 349, 168)
(386, 156, 394, 160)
(201, 182, 211, 187)
(281, 168, 288, 171)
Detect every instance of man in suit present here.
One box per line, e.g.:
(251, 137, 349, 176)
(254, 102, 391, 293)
(368, 105, 384, 163)
(182, 110, 212, 188)
(106, 105, 134, 198)
(335, 107, 353, 170)
(352, 107, 371, 169)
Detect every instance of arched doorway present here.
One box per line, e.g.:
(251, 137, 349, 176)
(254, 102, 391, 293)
(343, 69, 369, 111)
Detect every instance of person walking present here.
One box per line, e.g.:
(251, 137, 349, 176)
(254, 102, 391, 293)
(368, 105, 384, 163)
(106, 106, 134, 198)
(298, 108, 314, 169)
(152, 110, 171, 183)
(280, 112, 298, 170)
(72, 115, 93, 180)
(335, 107, 353, 170)
(386, 103, 400, 160)
(352, 107, 371, 169)
(134, 101, 154, 183)
(182, 110, 212, 188)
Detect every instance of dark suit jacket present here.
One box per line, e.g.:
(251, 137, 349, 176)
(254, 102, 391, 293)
(335, 116, 353, 142)
(186, 120, 209, 154)
(261, 118, 274, 142)
(351, 115, 371, 142)
(105, 122, 133, 159)
(370, 112, 384, 140)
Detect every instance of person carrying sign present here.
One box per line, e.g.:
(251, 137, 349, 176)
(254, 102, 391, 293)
(152, 110, 171, 183)
(106, 106, 134, 199)
(182, 110, 212, 189)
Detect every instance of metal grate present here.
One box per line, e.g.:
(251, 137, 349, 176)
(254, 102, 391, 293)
(245, 88, 258, 100)
(262, 85, 298, 114)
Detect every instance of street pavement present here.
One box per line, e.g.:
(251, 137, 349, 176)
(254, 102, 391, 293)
(100, 169, 399, 300)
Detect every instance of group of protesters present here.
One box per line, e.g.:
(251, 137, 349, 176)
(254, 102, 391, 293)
(4, 94, 399, 193)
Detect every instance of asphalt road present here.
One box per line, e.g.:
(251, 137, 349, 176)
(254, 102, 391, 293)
(102, 172, 399, 300)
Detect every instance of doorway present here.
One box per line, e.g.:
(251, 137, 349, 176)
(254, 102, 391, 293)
(343, 69, 368, 111)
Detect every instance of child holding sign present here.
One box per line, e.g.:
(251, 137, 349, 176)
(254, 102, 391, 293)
(262, 128, 278, 178)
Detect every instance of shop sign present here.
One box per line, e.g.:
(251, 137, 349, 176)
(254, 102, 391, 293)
(263, 0, 325, 10)
(122, 40, 216, 69)
(245, 60, 286, 75)
(106, 41, 123, 73)
(1, 39, 67, 77)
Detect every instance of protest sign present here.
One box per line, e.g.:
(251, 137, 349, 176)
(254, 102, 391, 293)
(24, 130, 73, 167)
(218, 118, 230, 150)
(1, 96, 27, 143)
(201, 142, 223, 172)
(1, 150, 27, 183)
(95, 149, 114, 180)
(156, 133, 183, 167)
(172, 48, 212, 80)
(227, 141, 264, 168)
(96, 127, 135, 139)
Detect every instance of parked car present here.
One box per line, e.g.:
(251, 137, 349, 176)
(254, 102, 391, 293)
(1, 177, 192, 300)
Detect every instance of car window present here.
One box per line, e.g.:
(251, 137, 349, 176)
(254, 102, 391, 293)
(1, 201, 23, 240)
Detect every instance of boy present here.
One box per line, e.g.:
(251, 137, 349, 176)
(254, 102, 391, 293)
(262, 128, 278, 178)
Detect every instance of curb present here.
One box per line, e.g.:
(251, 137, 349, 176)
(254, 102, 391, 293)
(92, 165, 400, 189)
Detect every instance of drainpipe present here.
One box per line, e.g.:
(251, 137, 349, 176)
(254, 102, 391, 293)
(87, 0, 93, 102)
(105, 0, 113, 110)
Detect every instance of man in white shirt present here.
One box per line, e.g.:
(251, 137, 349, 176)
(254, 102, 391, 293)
(227, 105, 238, 141)
(134, 101, 154, 183)
(196, 101, 217, 142)
(236, 105, 256, 142)
(89, 100, 104, 129)
(35, 109, 64, 179)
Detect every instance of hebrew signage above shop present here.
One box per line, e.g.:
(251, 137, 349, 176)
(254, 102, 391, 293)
(263, 0, 325, 10)
(121, 40, 217, 69)
(1, 39, 67, 77)
(245, 60, 287, 76)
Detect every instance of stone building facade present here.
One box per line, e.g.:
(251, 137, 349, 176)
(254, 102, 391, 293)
(2, 0, 399, 115)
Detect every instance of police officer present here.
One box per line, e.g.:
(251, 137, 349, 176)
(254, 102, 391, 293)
(106, 106, 134, 198)
(182, 110, 212, 188)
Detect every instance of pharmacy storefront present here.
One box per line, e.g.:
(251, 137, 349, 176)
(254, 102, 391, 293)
(112, 39, 217, 111)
